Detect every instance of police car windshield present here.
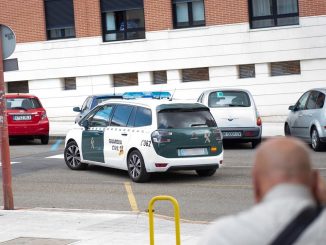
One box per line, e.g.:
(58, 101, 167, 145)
(157, 108, 217, 129)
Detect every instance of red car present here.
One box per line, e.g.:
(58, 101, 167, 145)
(5, 94, 49, 144)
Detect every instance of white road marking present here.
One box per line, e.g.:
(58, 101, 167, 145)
(0, 162, 20, 166)
(46, 154, 64, 159)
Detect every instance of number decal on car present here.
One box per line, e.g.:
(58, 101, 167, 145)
(141, 140, 151, 147)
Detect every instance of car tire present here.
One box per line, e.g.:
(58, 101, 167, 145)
(252, 138, 262, 148)
(196, 168, 216, 177)
(284, 123, 291, 136)
(64, 141, 87, 170)
(311, 128, 324, 152)
(41, 135, 49, 145)
(127, 150, 150, 183)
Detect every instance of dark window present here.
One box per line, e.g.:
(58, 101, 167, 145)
(134, 107, 152, 127)
(306, 91, 325, 110)
(249, 0, 299, 29)
(271, 61, 301, 76)
(101, 0, 145, 42)
(64, 77, 76, 90)
(89, 105, 114, 127)
(316, 92, 325, 109)
(7, 81, 29, 93)
(239, 64, 255, 78)
(153, 71, 167, 84)
(113, 73, 138, 87)
(296, 92, 310, 111)
(173, 0, 205, 29)
(81, 97, 92, 112)
(6, 98, 42, 109)
(208, 91, 251, 108)
(182, 67, 209, 82)
(158, 108, 216, 129)
(44, 0, 76, 40)
(111, 105, 133, 127)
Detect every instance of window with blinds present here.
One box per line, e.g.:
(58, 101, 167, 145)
(113, 73, 138, 87)
(64, 77, 76, 90)
(153, 71, 167, 84)
(44, 0, 76, 40)
(239, 64, 256, 78)
(100, 0, 145, 42)
(7, 81, 29, 93)
(182, 67, 209, 82)
(270, 61, 301, 76)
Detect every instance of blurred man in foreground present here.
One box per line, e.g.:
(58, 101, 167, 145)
(199, 137, 326, 245)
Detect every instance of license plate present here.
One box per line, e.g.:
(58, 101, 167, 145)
(222, 131, 242, 137)
(13, 115, 32, 121)
(178, 148, 208, 156)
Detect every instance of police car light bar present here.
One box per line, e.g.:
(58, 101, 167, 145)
(122, 91, 171, 100)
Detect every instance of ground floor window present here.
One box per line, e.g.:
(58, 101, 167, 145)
(63, 77, 76, 90)
(113, 73, 138, 87)
(182, 67, 209, 82)
(7, 81, 29, 93)
(239, 64, 256, 78)
(270, 60, 301, 76)
(153, 71, 167, 85)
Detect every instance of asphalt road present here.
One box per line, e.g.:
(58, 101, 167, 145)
(0, 139, 325, 222)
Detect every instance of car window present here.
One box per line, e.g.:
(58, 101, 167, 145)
(134, 107, 152, 127)
(316, 92, 325, 109)
(81, 97, 91, 111)
(306, 91, 319, 110)
(89, 105, 114, 127)
(6, 98, 42, 109)
(111, 105, 133, 127)
(208, 91, 251, 107)
(296, 92, 310, 110)
(158, 108, 217, 129)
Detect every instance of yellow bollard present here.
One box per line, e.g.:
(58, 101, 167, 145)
(148, 195, 181, 245)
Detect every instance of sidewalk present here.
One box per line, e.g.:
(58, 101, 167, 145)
(0, 208, 207, 245)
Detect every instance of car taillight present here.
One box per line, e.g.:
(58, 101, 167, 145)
(212, 128, 223, 140)
(41, 111, 47, 120)
(256, 116, 262, 126)
(151, 130, 172, 143)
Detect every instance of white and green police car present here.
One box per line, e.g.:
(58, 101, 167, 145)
(64, 98, 224, 182)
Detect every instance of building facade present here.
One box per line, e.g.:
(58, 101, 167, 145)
(1, 0, 326, 135)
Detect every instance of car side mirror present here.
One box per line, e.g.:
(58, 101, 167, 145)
(73, 107, 81, 112)
(288, 105, 296, 111)
(81, 120, 89, 129)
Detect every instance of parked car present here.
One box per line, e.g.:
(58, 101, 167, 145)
(5, 94, 49, 144)
(198, 88, 262, 148)
(65, 97, 223, 182)
(73, 92, 171, 123)
(285, 88, 326, 151)
(73, 94, 123, 123)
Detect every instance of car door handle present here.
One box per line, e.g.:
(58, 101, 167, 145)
(121, 133, 128, 136)
(298, 114, 303, 117)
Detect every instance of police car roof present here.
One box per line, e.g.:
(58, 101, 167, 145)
(99, 98, 208, 110)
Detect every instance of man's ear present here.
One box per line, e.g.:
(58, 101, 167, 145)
(312, 170, 326, 205)
(311, 170, 319, 203)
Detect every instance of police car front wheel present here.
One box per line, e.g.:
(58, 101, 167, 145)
(64, 141, 87, 170)
(127, 150, 150, 183)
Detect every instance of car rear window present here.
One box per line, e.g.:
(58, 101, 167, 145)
(208, 91, 251, 107)
(157, 108, 217, 129)
(6, 98, 42, 110)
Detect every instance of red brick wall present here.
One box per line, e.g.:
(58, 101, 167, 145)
(205, 0, 248, 26)
(299, 0, 326, 17)
(144, 0, 173, 31)
(74, 0, 102, 38)
(1, 0, 326, 43)
(0, 0, 46, 43)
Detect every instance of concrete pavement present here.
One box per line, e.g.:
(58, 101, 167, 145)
(0, 208, 207, 245)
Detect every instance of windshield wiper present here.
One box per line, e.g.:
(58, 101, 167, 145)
(228, 104, 248, 107)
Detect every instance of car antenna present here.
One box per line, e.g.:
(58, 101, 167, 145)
(170, 87, 176, 101)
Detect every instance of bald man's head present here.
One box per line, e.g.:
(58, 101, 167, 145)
(252, 137, 313, 202)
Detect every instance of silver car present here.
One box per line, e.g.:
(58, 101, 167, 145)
(198, 89, 262, 148)
(285, 88, 326, 151)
